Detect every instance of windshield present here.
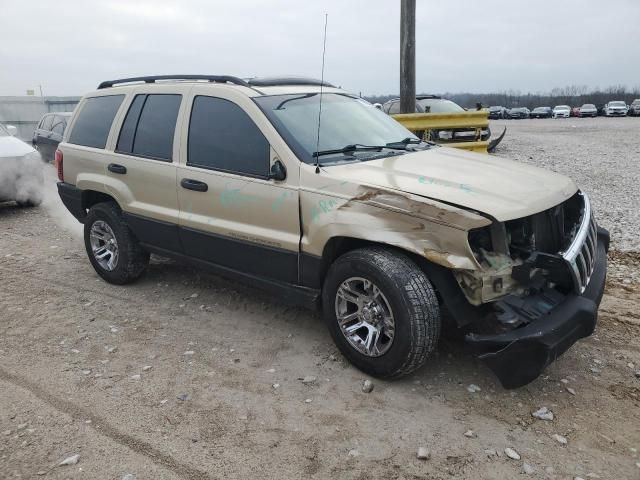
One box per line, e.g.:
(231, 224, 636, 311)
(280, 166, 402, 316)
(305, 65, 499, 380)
(581, 104, 595, 109)
(610, 101, 625, 106)
(489, 106, 502, 111)
(0, 124, 8, 137)
(533, 107, 548, 112)
(554, 105, 570, 111)
(417, 99, 464, 113)
(254, 93, 419, 164)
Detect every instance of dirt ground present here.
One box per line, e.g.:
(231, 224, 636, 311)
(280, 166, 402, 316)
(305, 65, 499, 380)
(1, 120, 640, 479)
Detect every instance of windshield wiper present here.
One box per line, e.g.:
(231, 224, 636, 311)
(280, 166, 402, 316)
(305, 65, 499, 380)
(385, 137, 422, 149)
(312, 144, 384, 158)
(313, 139, 423, 158)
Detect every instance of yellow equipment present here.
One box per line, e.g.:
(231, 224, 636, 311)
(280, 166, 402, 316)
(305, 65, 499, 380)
(392, 110, 493, 153)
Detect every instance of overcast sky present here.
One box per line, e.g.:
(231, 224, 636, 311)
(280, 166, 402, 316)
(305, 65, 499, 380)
(1, 0, 639, 97)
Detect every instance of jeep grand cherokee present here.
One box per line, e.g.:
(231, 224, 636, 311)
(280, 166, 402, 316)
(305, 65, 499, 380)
(55, 75, 608, 388)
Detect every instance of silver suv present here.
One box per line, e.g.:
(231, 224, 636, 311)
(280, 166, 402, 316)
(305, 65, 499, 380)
(56, 75, 609, 388)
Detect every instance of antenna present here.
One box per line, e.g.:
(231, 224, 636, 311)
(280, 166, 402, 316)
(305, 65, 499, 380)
(314, 13, 328, 174)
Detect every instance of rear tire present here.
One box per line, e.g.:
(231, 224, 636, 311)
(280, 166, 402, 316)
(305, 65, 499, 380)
(322, 247, 441, 379)
(84, 202, 149, 285)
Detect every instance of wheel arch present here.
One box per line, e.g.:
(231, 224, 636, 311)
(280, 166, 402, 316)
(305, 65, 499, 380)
(307, 235, 483, 329)
(306, 235, 436, 288)
(82, 190, 118, 212)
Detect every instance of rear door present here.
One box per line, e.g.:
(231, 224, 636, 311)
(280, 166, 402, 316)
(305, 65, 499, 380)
(48, 115, 67, 160)
(176, 87, 300, 283)
(34, 114, 55, 160)
(104, 86, 189, 253)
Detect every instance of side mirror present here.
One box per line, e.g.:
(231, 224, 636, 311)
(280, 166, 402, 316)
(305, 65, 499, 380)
(6, 125, 18, 136)
(269, 159, 287, 181)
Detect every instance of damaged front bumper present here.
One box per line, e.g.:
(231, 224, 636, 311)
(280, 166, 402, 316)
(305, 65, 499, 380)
(465, 227, 609, 389)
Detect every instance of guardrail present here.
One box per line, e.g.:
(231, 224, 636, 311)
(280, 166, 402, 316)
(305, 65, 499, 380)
(392, 110, 490, 153)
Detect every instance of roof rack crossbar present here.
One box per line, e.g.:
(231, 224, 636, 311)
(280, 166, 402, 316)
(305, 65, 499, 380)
(247, 77, 335, 88)
(97, 75, 252, 90)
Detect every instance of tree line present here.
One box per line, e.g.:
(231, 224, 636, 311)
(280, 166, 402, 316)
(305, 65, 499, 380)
(365, 85, 640, 109)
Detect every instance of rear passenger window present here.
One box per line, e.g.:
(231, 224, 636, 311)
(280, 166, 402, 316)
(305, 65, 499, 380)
(188, 96, 269, 177)
(41, 115, 54, 131)
(116, 94, 181, 161)
(51, 117, 65, 135)
(68, 95, 124, 149)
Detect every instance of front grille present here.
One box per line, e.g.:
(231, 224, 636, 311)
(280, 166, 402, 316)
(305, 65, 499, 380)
(560, 193, 597, 294)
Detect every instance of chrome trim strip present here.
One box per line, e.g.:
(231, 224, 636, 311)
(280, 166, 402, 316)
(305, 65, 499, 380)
(561, 192, 598, 294)
(562, 192, 591, 259)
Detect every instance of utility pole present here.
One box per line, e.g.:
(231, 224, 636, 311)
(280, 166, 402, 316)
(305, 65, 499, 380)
(400, 0, 416, 113)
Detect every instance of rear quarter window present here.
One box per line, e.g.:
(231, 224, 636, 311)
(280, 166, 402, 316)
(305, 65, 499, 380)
(68, 95, 124, 149)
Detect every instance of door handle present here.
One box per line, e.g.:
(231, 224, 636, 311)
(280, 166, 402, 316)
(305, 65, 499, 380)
(180, 178, 208, 192)
(108, 163, 127, 174)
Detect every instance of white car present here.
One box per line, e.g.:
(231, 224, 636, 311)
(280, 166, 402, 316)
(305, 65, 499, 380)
(552, 105, 571, 118)
(0, 124, 44, 206)
(604, 101, 628, 116)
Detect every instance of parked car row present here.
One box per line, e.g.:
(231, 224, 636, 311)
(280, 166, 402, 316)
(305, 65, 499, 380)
(489, 100, 639, 119)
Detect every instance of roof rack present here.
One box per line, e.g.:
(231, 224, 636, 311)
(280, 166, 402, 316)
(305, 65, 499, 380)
(247, 77, 335, 88)
(97, 75, 252, 90)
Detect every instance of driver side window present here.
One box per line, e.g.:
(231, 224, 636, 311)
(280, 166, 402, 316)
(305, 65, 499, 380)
(187, 96, 270, 178)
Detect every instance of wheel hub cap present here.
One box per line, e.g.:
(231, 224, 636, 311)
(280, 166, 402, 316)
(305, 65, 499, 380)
(89, 220, 119, 271)
(334, 277, 395, 357)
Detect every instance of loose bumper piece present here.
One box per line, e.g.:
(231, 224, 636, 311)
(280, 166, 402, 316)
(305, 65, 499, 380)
(466, 228, 609, 389)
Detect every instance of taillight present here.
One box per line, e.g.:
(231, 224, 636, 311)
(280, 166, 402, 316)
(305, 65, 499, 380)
(54, 149, 64, 181)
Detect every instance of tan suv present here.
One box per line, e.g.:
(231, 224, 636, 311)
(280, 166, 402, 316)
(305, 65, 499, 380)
(56, 75, 609, 388)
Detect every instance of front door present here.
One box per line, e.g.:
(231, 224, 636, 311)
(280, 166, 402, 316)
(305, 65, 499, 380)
(176, 92, 300, 284)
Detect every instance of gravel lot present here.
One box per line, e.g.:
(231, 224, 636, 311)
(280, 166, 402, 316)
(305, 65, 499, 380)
(492, 117, 640, 252)
(1, 120, 639, 479)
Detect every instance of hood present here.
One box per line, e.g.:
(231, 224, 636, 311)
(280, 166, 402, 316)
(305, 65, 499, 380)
(0, 135, 35, 158)
(329, 147, 578, 222)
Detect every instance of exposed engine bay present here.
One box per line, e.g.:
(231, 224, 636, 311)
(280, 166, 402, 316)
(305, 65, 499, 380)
(458, 192, 594, 331)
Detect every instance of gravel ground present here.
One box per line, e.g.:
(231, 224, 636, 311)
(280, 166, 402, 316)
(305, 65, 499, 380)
(492, 117, 640, 252)
(1, 122, 640, 479)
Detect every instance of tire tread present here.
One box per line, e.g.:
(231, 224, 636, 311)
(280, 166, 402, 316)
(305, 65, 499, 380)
(84, 202, 149, 285)
(323, 246, 440, 379)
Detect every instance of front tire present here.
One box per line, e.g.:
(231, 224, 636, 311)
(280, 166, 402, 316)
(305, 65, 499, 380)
(84, 202, 149, 285)
(16, 199, 40, 208)
(322, 247, 441, 379)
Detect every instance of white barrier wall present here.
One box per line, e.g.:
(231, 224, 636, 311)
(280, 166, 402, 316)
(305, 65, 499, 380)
(0, 96, 80, 141)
